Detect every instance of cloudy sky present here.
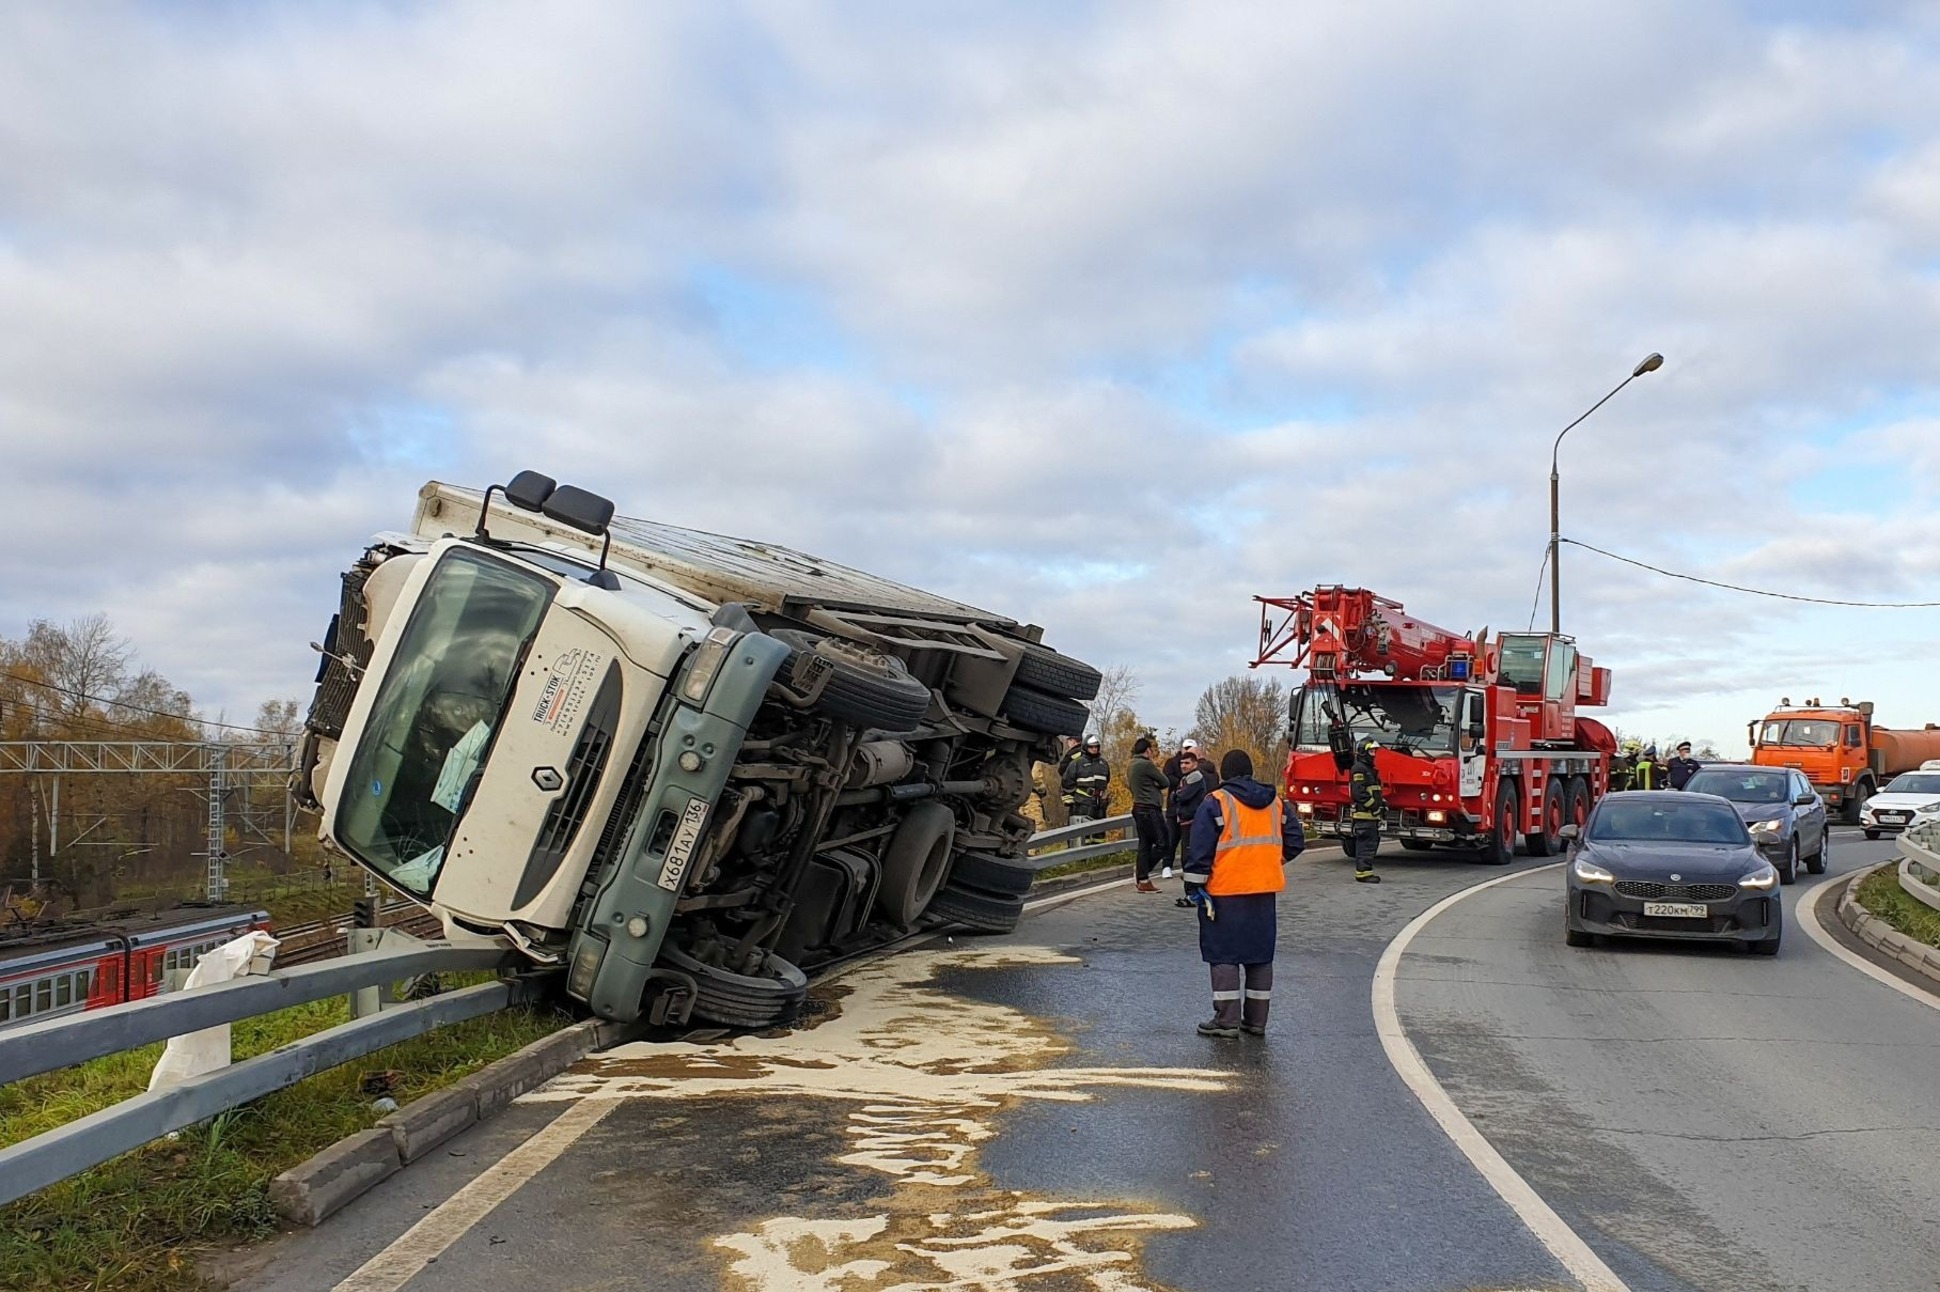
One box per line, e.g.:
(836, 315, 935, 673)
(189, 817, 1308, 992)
(5, 1, 1939, 751)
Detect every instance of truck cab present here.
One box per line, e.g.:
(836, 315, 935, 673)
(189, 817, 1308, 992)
(1750, 700, 1873, 822)
(299, 474, 1100, 1028)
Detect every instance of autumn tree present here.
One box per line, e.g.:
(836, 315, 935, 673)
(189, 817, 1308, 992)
(1190, 674, 1290, 781)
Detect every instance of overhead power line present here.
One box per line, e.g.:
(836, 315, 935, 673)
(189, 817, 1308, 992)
(0, 669, 284, 736)
(1561, 538, 1940, 609)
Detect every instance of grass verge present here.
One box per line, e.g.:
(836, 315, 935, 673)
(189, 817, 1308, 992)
(1855, 864, 1940, 951)
(0, 989, 568, 1292)
(1033, 849, 1136, 881)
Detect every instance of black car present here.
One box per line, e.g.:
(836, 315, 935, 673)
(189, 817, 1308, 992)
(1563, 790, 1783, 954)
(1679, 764, 1828, 885)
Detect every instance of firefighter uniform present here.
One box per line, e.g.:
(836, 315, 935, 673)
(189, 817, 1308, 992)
(1184, 751, 1305, 1038)
(1061, 738, 1110, 821)
(1633, 745, 1662, 791)
(1347, 736, 1384, 883)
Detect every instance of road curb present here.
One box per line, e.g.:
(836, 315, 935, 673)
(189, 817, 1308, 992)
(1834, 864, 1940, 991)
(267, 1014, 637, 1228)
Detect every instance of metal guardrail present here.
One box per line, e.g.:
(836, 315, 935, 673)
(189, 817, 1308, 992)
(1022, 813, 1136, 870)
(0, 936, 524, 1209)
(1898, 821, 1940, 913)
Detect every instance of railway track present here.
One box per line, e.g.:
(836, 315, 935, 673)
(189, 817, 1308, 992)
(273, 899, 444, 966)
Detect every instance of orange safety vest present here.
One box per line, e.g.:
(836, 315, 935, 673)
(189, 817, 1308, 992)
(1206, 790, 1288, 896)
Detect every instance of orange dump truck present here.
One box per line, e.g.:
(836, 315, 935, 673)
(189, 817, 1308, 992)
(1748, 699, 1940, 823)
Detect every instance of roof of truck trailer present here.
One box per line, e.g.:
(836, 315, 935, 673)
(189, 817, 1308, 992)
(417, 482, 1012, 625)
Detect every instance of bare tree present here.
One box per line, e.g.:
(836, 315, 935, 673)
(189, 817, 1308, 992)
(1191, 674, 1289, 775)
(1086, 664, 1140, 738)
(22, 614, 130, 715)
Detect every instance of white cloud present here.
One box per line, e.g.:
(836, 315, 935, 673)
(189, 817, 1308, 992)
(3, 0, 1940, 754)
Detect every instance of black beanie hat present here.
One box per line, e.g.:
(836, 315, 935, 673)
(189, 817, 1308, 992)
(1220, 749, 1254, 781)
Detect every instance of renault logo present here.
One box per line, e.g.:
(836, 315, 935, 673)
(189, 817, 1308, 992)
(532, 766, 564, 792)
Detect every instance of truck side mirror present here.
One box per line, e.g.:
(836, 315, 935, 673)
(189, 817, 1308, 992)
(1467, 721, 1486, 741)
(541, 485, 616, 536)
(504, 470, 557, 511)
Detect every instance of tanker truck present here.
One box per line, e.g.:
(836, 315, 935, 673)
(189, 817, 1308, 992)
(295, 472, 1101, 1028)
(1748, 698, 1940, 825)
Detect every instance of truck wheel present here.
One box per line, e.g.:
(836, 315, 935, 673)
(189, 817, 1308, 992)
(1486, 783, 1519, 865)
(999, 685, 1090, 738)
(770, 629, 932, 734)
(927, 884, 1025, 933)
(1564, 777, 1590, 834)
(1843, 780, 1871, 826)
(658, 943, 808, 1029)
(945, 849, 1036, 897)
(1528, 783, 1566, 856)
(1011, 642, 1103, 702)
(877, 803, 956, 925)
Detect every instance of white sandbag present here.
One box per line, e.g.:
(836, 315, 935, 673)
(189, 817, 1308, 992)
(146, 930, 281, 1093)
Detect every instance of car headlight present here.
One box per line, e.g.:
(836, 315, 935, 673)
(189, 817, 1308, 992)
(1739, 865, 1780, 891)
(1571, 856, 1615, 885)
(1747, 819, 1782, 837)
(1921, 801, 1940, 813)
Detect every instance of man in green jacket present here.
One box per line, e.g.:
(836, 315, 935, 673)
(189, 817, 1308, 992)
(1128, 735, 1170, 893)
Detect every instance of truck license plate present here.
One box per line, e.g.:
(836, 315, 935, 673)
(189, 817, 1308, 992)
(656, 797, 712, 893)
(1643, 901, 1708, 918)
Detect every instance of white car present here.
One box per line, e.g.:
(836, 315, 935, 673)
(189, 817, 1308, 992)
(1860, 769, 1940, 839)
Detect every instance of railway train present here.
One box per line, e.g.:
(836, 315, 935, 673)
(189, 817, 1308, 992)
(0, 904, 271, 1030)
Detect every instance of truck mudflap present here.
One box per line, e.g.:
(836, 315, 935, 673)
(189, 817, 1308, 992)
(566, 630, 792, 1023)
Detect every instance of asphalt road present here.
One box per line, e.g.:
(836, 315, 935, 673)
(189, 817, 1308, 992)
(229, 828, 1937, 1292)
(1396, 827, 1940, 1292)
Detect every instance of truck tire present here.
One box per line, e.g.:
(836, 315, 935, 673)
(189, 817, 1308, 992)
(1842, 779, 1872, 826)
(770, 629, 932, 734)
(877, 803, 956, 925)
(945, 849, 1035, 897)
(1564, 777, 1590, 834)
(1000, 685, 1090, 738)
(1012, 642, 1103, 702)
(659, 943, 808, 1029)
(927, 884, 1025, 933)
(1486, 782, 1519, 865)
(1527, 782, 1566, 856)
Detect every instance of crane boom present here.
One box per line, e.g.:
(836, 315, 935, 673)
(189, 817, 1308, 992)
(1253, 586, 1490, 682)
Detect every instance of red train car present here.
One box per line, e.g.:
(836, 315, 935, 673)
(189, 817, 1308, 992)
(0, 905, 271, 1030)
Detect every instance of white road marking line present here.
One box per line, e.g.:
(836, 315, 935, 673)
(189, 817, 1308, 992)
(1372, 863, 1632, 1292)
(1795, 871, 1940, 1014)
(332, 1097, 616, 1292)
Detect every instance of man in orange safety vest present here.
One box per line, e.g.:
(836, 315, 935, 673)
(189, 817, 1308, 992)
(1182, 749, 1306, 1038)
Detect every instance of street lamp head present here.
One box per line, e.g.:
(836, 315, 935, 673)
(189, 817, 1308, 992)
(1633, 352, 1664, 377)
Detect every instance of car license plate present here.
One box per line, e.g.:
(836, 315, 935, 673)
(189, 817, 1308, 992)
(656, 797, 712, 893)
(1878, 811, 1908, 823)
(1644, 901, 1708, 918)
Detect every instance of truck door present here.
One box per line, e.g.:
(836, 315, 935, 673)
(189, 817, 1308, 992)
(1459, 691, 1488, 799)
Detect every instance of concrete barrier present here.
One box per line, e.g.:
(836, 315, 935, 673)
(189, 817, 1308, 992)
(1836, 865, 1940, 991)
(269, 1015, 635, 1226)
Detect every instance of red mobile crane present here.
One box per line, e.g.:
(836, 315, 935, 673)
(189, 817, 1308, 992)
(1252, 586, 1618, 864)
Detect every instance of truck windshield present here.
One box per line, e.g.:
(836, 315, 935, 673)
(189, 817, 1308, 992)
(1292, 684, 1460, 755)
(1759, 719, 1840, 747)
(335, 550, 553, 897)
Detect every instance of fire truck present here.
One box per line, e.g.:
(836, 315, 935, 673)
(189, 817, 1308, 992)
(1252, 586, 1618, 864)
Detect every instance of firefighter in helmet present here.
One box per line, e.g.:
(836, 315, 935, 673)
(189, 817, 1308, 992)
(1347, 735, 1384, 883)
(1633, 743, 1663, 791)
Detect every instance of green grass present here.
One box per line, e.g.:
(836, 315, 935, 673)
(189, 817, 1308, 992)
(0, 991, 568, 1292)
(1855, 864, 1940, 951)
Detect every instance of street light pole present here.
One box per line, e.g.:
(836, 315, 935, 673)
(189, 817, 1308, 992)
(1549, 352, 1664, 635)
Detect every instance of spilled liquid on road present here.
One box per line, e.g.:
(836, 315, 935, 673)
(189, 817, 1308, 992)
(526, 947, 1230, 1289)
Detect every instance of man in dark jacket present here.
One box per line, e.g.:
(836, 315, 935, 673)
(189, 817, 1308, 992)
(1634, 744, 1663, 790)
(1169, 747, 1218, 907)
(1183, 749, 1304, 1038)
(1666, 741, 1702, 790)
(1347, 736, 1384, 884)
(1061, 735, 1110, 824)
(1127, 736, 1170, 893)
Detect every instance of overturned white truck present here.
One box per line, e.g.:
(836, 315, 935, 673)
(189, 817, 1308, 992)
(297, 474, 1100, 1028)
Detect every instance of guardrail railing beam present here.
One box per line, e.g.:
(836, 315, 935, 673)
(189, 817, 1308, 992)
(0, 980, 511, 1210)
(0, 942, 514, 1087)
